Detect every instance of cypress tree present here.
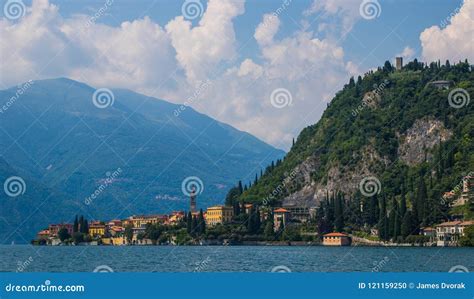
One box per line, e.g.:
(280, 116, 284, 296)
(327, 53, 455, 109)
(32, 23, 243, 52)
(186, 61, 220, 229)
(334, 192, 344, 232)
(73, 215, 79, 233)
(378, 197, 388, 241)
(83, 219, 89, 234)
(186, 211, 192, 234)
(191, 216, 198, 236)
(79, 216, 84, 233)
(255, 208, 261, 232)
(238, 181, 243, 194)
(401, 211, 415, 238)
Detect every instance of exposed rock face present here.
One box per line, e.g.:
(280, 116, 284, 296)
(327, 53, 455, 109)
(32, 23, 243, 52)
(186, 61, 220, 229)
(283, 145, 389, 207)
(282, 117, 452, 208)
(398, 118, 452, 166)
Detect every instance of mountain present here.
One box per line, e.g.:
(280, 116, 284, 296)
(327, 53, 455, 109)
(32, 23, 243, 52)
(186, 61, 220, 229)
(0, 78, 284, 243)
(231, 59, 473, 232)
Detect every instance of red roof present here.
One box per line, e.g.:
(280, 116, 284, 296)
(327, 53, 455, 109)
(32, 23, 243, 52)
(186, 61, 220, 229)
(274, 208, 289, 213)
(323, 232, 348, 237)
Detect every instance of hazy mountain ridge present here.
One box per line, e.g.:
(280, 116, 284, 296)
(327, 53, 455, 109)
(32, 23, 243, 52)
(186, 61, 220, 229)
(0, 78, 284, 243)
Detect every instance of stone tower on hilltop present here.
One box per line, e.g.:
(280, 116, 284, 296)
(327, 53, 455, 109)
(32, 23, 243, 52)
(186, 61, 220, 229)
(396, 57, 403, 71)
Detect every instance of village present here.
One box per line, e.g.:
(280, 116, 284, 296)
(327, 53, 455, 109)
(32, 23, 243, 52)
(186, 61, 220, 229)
(33, 175, 474, 247)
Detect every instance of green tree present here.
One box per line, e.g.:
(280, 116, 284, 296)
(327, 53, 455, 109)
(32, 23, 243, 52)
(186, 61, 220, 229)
(378, 196, 389, 241)
(58, 227, 70, 242)
(72, 232, 84, 245)
(186, 211, 192, 234)
(73, 215, 79, 233)
(460, 225, 474, 246)
(124, 224, 133, 244)
(334, 193, 344, 232)
(401, 211, 415, 238)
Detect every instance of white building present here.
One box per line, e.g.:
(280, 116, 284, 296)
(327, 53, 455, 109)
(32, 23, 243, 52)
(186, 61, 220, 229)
(435, 221, 474, 246)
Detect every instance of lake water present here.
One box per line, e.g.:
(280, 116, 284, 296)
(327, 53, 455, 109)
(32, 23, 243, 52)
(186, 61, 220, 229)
(1, 245, 472, 272)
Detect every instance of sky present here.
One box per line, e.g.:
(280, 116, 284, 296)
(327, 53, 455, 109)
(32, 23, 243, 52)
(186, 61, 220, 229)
(0, 0, 472, 151)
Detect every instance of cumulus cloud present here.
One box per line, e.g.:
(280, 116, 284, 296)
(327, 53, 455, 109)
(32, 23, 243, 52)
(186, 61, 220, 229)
(0, 0, 358, 150)
(166, 0, 245, 83)
(305, 0, 361, 39)
(199, 14, 354, 148)
(420, 0, 474, 63)
(0, 0, 179, 94)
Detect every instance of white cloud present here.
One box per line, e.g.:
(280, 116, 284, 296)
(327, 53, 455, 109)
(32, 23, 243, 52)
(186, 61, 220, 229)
(254, 14, 280, 46)
(420, 0, 474, 63)
(0, 0, 357, 150)
(305, 0, 361, 39)
(396, 46, 416, 61)
(165, 0, 245, 83)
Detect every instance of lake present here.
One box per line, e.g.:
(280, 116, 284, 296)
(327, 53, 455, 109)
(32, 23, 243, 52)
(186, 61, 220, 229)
(1, 245, 472, 272)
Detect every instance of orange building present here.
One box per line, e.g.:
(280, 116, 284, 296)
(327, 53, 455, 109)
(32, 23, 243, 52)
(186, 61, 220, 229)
(322, 232, 351, 246)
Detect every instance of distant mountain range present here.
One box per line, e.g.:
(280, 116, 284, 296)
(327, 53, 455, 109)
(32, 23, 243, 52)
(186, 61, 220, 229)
(0, 78, 284, 243)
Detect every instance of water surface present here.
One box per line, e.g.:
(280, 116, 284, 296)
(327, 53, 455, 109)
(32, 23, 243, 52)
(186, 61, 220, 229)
(1, 245, 472, 272)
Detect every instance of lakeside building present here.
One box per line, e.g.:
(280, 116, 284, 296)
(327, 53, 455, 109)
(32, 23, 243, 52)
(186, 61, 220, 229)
(273, 208, 290, 231)
(123, 215, 167, 228)
(205, 206, 233, 226)
(89, 223, 106, 237)
(420, 227, 436, 243)
(167, 211, 185, 225)
(281, 205, 316, 223)
(435, 220, 474, 246)
(37, 229, 50, 240)
(48, 224, 73, 237)
(107, 219, 122, 227)
(322, 232, 351, 246)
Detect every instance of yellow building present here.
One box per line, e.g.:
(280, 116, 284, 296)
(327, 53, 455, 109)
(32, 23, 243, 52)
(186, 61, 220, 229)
(123, 215, 167, 228)
(89, 224, 106, 237)
(205, 206, 233, 226)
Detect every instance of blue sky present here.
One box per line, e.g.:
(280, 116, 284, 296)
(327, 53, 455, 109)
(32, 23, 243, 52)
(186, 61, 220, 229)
(38, 0, 463, 69)
(0, 0, 471, 150)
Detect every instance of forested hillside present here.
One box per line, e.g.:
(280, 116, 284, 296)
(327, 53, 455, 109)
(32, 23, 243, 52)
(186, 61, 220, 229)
(226, 59, 473, 241)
